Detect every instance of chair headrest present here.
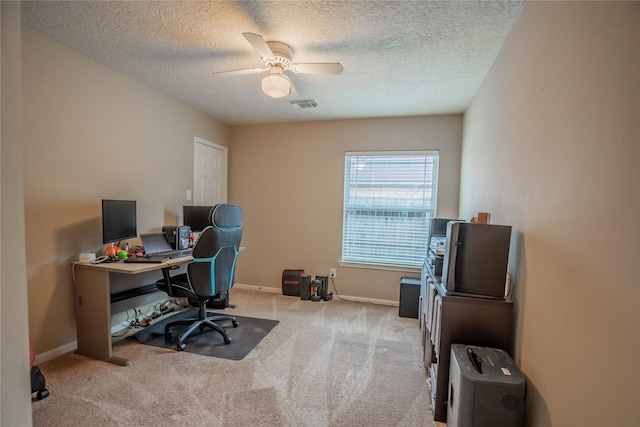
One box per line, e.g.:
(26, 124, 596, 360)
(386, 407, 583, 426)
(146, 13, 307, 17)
(210, 204, 243, 228)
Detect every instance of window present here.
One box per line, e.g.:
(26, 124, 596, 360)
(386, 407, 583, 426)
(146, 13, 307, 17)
(342, 151, 439, 268)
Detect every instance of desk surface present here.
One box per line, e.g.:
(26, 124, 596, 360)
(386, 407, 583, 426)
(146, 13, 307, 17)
(73, 255, 192, 274)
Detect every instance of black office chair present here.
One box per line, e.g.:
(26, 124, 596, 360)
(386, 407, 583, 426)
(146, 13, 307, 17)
(156, 203, 243, 351)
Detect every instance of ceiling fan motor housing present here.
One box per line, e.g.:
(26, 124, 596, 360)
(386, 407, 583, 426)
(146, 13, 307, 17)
(211, 33, 343, 98)
(264, 41, 293, 69)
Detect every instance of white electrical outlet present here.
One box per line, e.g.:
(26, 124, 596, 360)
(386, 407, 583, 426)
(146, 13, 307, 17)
(330, 268, 336, 278)
(186, 190, 192, 201)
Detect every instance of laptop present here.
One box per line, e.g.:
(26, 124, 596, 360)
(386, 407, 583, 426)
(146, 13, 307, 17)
(124, 232, 191, 263)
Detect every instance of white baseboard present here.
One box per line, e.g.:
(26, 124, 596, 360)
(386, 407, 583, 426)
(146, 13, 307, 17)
(232, 283, 282, 294)
(332, 294, 399, 307)
(232, 283, 399, 307)
(34, 340, 77, 365)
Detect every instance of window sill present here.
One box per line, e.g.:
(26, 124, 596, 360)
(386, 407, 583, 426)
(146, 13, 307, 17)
(339, 261, 421, 274)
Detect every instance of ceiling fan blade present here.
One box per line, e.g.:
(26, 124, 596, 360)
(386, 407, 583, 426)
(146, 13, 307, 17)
(290, 63, 344, 75)
(242, 32, 275, 60)
(212, 67, 268, 76)
(288, 78, 299, 98)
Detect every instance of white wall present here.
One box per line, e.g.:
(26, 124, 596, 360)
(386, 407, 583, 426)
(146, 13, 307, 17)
(1, 2, 33, 425)
(461, 2, 639, 425)
(21, 27, 229, 355)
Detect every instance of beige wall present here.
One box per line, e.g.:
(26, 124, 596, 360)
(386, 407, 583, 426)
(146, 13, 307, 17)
(1, 2, 33, 425)
(462, 2, 639, 426)
(22, 27, 229, 355)
(229, 116, 461, 301)
(18, 3, 639, 426)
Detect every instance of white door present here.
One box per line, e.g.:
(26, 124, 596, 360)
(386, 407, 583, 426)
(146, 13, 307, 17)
(193, 137, 227, 205)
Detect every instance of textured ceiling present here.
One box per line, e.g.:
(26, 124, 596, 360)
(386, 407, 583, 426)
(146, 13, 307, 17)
(21, 1, 526, 125)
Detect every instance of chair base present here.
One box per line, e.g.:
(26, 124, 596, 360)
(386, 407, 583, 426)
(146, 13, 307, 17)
(164, 303, 239, 351)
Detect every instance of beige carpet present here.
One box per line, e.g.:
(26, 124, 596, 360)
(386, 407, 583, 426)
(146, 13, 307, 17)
(32, 288, 439, 427)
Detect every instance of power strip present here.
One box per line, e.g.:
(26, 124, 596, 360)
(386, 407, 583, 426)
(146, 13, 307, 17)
(79, 252, 96, 263)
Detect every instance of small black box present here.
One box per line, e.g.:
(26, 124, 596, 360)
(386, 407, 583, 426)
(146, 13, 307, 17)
(399, 277, 421, 318)
(282, 269, 305, 296)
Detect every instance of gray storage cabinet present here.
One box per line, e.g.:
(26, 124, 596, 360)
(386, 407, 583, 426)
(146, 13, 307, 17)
(421, 283, 514, 422)
(448, 344, 525, 427)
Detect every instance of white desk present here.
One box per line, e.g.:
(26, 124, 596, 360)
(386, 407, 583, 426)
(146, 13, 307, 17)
(72, 256, 191, 366)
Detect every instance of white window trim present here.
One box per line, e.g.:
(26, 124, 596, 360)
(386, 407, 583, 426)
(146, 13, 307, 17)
(341, 150, 439, 268)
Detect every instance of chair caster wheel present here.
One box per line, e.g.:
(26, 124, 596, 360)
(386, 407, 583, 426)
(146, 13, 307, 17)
(199, 324, 206, 332)
(177, 343, 186, 351)
(165, 329, 172, 338)
(224, 337, 231, 345)
(232, 320, 239, 328)
(36, 389, 49, 400)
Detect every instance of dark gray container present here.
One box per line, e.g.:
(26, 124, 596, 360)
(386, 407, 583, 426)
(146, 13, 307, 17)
(399, 276, 420, 318)
(448, 344, 525, 427)
(300, 274, 311, 300)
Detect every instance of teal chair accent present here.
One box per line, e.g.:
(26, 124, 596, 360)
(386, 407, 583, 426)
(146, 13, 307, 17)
(156, 204, 243, 351)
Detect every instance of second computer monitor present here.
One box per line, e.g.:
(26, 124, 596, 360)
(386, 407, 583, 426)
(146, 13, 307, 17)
(183, 205, 214, 232)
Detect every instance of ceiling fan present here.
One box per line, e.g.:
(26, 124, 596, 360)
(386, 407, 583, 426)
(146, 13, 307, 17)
(213, 32, 344, 99)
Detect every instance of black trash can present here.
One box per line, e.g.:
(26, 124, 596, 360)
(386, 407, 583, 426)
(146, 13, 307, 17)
(399, 277, 420, 318)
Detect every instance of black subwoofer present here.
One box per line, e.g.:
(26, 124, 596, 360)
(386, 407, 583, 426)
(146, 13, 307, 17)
(282, 269, 304, 296)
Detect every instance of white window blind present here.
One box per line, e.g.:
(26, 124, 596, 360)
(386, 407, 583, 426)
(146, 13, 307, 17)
(342, 151, 439, 267)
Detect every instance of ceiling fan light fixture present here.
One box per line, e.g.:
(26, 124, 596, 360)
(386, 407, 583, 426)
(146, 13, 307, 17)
(261, 74, 290, 98)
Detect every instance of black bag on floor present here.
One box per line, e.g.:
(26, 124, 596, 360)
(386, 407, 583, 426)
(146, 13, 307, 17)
(31, 366, 49, 400)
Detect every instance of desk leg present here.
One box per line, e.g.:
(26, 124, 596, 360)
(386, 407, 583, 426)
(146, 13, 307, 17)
(74, 267, 132, 366)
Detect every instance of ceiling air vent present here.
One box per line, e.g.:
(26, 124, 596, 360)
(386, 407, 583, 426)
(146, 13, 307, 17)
(290, 99, 318, 109)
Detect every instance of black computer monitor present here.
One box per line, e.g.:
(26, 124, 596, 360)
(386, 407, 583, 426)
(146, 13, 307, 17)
(101, 199, 137, 244)
(183, 205, 213, 232)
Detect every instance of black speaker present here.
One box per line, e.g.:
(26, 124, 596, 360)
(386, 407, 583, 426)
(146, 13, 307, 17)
(399, 277, 420, 318)
(300, 274, 311, 300)
(282, 269, 304, 296)
(162, 225, 191, 250)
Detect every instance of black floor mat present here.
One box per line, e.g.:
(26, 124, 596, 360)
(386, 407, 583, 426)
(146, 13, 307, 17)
(132, 309, 279, 361)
